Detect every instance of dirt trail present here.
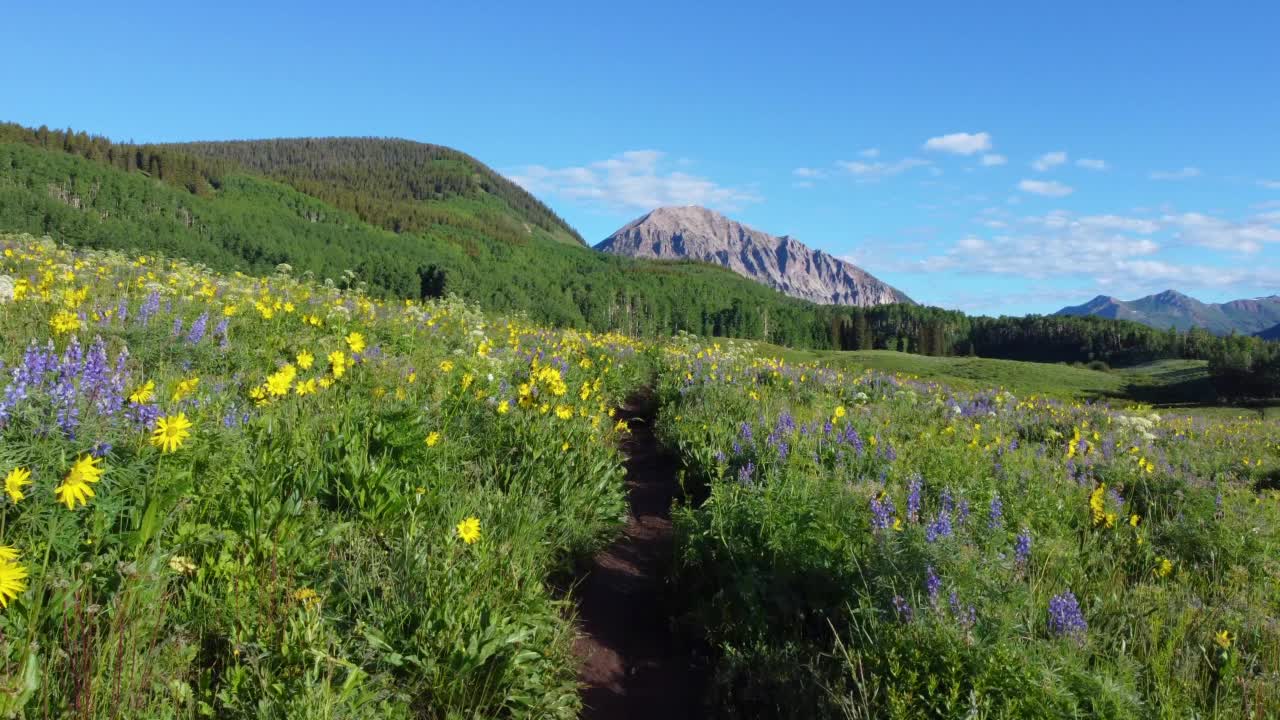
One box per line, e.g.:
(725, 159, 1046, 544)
(572, 390, 703, 719)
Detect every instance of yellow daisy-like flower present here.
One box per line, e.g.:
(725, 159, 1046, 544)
(456, 516, 481, 545)
(555, 405, 574, 420)
(55, 455, 103, 510)
(345, 332, 366, 354)
(328, 350, 347, 379)
(151, 413, 193, 453)
(0, 556, 28, 608)
(171, 377, 199, 403)
(425, 431, 441, 447)
(294, 378, 318, 397)
(1214, 629, 1234, 650)
(833, 405, 847, 420)
(4, 467, 32, 504)
(439, 360, 455, 373)
(128, 380, 155, 404)
(1154, 557, 1173, 578)
(50, 309, 82, 335)
(0, 545, 18, 562)
(497, 400, 510, 415)
(296, 350, 314, 370)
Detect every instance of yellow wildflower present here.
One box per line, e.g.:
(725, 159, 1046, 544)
(129, 380, 155, 404)
(440, 360, 455, 373)
(296, 350, 314, 369)
(55, 455, 103, 510)
(1214, 629, 1234, 650)
(151, 413, 193, 453)
(4, 467, 32, 504)
(50, 309, 81, 335)
(425, 431, 441, 447)
(328, 351, 347, 379)
(345, 332, 366, 354)
(0, 555, 28, 608)
(171, 377, 199, 402)
(456, 516, 481, 544)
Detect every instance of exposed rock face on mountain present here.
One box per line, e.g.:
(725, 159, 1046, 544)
(1056, 290, 1280, 335)
(595, 206, 911, 307)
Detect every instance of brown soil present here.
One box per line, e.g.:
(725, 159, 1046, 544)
(572, 390, 704, 719)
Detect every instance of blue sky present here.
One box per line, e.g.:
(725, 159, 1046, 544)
(4, 0, 1279, 314)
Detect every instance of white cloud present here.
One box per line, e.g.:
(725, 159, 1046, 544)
(1149, 167, 1201, 180)
(836, 157, 931, 180)
(980, 154, 1007, 166)
(898, 209, 1280, 293)
(1162, 212, 1280, 253)
(1259, 179, 1280, 190)
(1018, 179, 1074, 197)
(923, 132, 993, 155)
(859, 148, 880, 158)
(792, 167, 827, 179)
(1076, 158, 1108, 171)
(506, 150, 760, 211)
(1032, 151, 1068, 172)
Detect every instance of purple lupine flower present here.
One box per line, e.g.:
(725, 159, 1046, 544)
(214, 317, 230, 349)
(714, 450, 727, 465)
(988, 494, 1004, 530)
(940, 489, 954, 514)
(737, 462, 756, 487)
(739, 422, 753, 442)
(925, 566, 941, 608)
(957, 499, 970, 526)
(870, 493, 896, 531)
(171, 317, 184, 338)
(91, 441, 113, 458)
(186, 312, 209, 345)
(115, 297, 128, 323)
(127, 402, 162, 431)
(949, 591, 976, 630)
(138, 291, 160, 325)
(907, 476, 922, 523)
(892, 594, 913, 622)
(99, 346, 128, 418)
(1047, 591, 1087, 639)
(1108, 487, 1124, 508)
(925, 510, 953, 543)
(1014, 529, 1032, 566)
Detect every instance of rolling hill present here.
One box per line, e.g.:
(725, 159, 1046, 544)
(0, 122, 850, 345)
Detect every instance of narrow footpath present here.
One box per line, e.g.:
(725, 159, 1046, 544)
(572, 389, 703, 719)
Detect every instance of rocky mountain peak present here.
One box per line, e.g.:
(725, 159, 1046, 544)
(596, 206, 911, 307)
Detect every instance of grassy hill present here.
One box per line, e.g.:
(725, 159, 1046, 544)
(0, 124, 839, 345)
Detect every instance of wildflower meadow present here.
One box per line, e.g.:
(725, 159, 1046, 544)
(0, 231, 1277, 718)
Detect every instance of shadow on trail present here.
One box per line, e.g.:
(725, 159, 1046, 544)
(571, 388, 705, 719)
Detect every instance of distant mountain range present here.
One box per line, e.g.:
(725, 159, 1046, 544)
(1258, 323, 1280, 341)
(1055, 290, 1280, 335)
(596, 206, 910, 307)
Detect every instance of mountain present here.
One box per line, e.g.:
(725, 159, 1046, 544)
(595, 206, 910, 307)
(1055, 290, 1280, 335)
(1258, 323, 1280, 341)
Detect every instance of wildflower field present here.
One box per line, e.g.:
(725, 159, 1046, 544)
(657, 341, 1280, 718)
(0, 231, 1278, 718)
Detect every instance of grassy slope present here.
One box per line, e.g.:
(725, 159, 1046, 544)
(761, 346, 1280, 416)
(0, 141, 832, 341)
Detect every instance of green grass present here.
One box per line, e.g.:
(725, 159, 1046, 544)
(764, 347, 1128, 400)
